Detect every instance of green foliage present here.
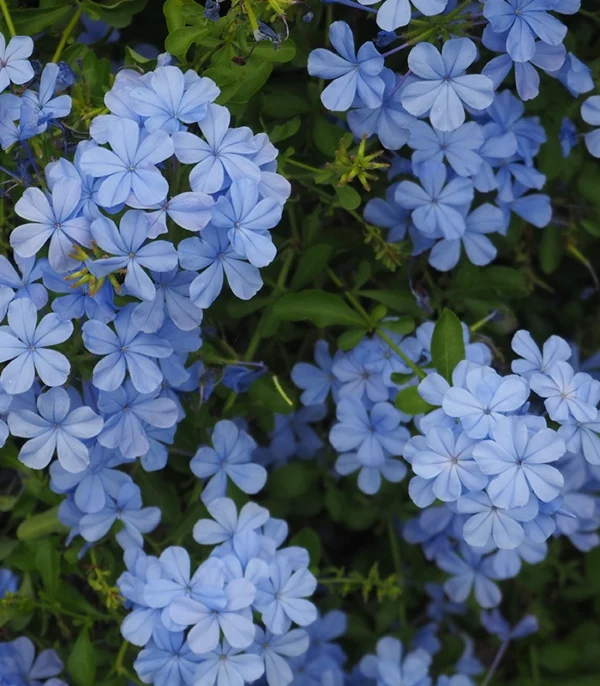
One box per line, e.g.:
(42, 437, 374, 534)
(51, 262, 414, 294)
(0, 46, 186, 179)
(431, 308, 465, 382)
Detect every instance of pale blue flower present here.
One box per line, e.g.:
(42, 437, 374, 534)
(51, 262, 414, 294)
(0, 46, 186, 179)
(11, 178, 91, 273)
(401, 39, 494, 132)
(0, 35, 34, 90)
(8, 387, 103, 473)
(473, 416, 565, 509)
(22, 63, 71, 124)
(173, 104, 261, 194)
(80, 117, 173, 207)
(192, 640, 264, 686)
(511, 330, 571, 379)
(581, 95, 600, 158)
(436, 545, 502, 608)
(130, 66, 219, 133)
(191, 419, 267, 503)
(359, 636, 432, 685)
(86, 211, 178, 302)
(0, 298, 72, 394)
(248, 627, 309, 686)
(134, 628, 202, 686)
(307, 21, 384, 112)
(530, 362, 599, 423)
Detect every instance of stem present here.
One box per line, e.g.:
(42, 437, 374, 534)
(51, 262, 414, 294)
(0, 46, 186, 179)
(482, 640, 510, 686)
(387, 516, 406, 627)
(326, 267, 372, 325)
(377, 328, 426, 380)
(52, 6, 83, 63)
(0, 164, 22, 184)
(286, 158, 323, 174)
(0, 0, 16, 37)
(22, 141, 44, 188)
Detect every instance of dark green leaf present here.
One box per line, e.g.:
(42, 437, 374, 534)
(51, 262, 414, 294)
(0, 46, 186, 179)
(357, 290, 425, 318)
(431, 308, 465, 382)
(269, 462, 318, 499)
(273, 290, 366, 328)
(252, 40, 296, 63)
(394, 386, 434, 415)
(337, 328, 368, 351)
(68, 629, 97, 686)
(17, 507, 67, 541)
(380, 317, 415, 336)
(1, 4, 71, 35)
(291, 245, 333, 290)
(34, 541, 60, 596)
(290, 528, 322, 566)
(164, 27, 209, 57)
(248, 375, 296, 414)
(269, 116, 301, 144)
(540, 225, 564, 274)
(334, 185, 361, 210)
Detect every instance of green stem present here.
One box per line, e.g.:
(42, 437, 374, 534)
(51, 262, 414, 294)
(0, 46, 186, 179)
(112, 640, 129, 676)
(326, 268, 372, 326)
(0, 0, 15, 37)
(52, 6, 83, 62)
(286, 158, 323, 174)
(579, 8, 600, 26)
(377, 328, 426, 380)
(387, 517, 406, 627)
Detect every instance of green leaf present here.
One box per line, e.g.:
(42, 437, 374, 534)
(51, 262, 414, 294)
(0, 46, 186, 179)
(248, 375, 296, 414)
(164, 27, 209, 57)
(81, 0, 146, 28)
(380, 316, 415, 336)
(337, 328, 368, 351)
(394, 386, 434, 415)
(581, 218, 600, 237)
(17, 507, 67, 541)
(261, 92, 311, 119)
(269, 116, 301, 144)
(540, 225, 564, 274)
(229, 61, 272, 104)
(272, 290, 366, 328)
(334, 185, 361, 210)
(291, 245, 333, 290)
(252, 40, 296, 63)
(357, 290, 424, 318)
(431, 308, 465, 382)
(34, 541, 60, 597)
(354, 261, 372, 290)
(269, 462, 318, 499)
(0, 495, 18, 512)
(0, 4, 72, 35)
(163, 0, 187, 32)
(313, 116, 349, 157)
(68, 629, 97, 686)
(290, 528, 322, 566)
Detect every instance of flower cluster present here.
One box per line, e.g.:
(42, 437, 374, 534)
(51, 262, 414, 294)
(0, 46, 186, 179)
(118, 497, 319, 686)
(306, 0, 594, 270)
(402, 330, 600, 608)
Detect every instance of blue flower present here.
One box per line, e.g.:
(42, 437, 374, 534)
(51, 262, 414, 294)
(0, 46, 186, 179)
(510, 329, 571, 380)
(473, 416, 565, 509)
(192, 640, 264, 686)
(307, 21, 384, 112)
(22, 63, 71, 124)
(0, 569, 19, 598)
(134, 628, 202, 686)
(0, 253, 47, 319)
(211, 179, 282, 268)
(0, 99, 45, 150)
(11, 178, 91, 273)
(82, 305, 173, 393)
(442, 366, 529, 439)
(129, 65, 219, 133)
(80, 482, 161, 548)
(42, 264, 115, 323)
(436, 545, 501, 608)
(359, 637, 431, 685)
(191, 419, 267, 503)
(581, 96, 600, 158)
(291, 340, 341, 406)
(0, 35, 34, 90)
(144, 191, 214, 238)
(8, 387, 103, 473)
(80, 117, 173, 207)
(173, 104, 261, 194)
(530, 362, 599, 423)
(548, 52, 594, 97)
(330, 397, 409, 465)
(336, 448, 407, 495)
(193, 497, 270, 553)
(347, 68, 416, 151)
(401, 39, 494, 132)
(457, 490, 539, 549)
(559, 117, 577, 157)
(268, 404, 328, 464)
(49, 443, 131, 513)
(409, 121, 484, 178)
(248, 627, 309, 686)
(480, 609, 539, 641)
(169, 578, 256, 653)
(86, 211, 178, 302)
(0, 637, 64, 686)
(428, 203, 504, 271)
(0, 298, 72, 394)
(255, 558, 317, 634)
(97, 380, 178, 459)
(483, 0, 567, 63)
(410, 427, 488, 502)
(394, 161, 474, 239)
(178, 226, 263, 308)
(332, 341, 388, 403)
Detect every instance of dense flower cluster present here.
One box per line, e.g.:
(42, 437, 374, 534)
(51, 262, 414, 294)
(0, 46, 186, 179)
(307, 1, 593, 270)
